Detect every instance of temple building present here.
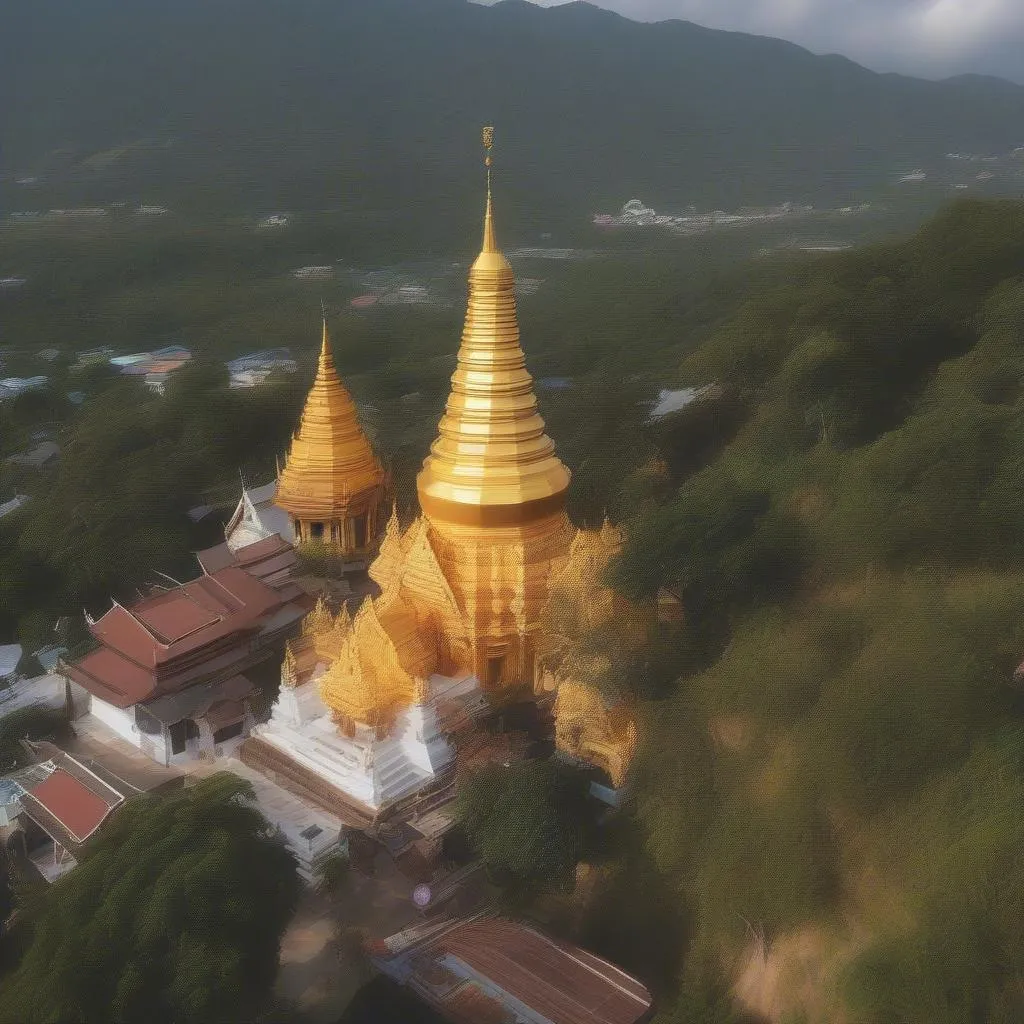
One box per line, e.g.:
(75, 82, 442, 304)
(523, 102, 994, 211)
(274, 320, 389, 567)
(58, 536, 311, 767)
(242, 132, 638, 817)
(225, 480, 293, 553)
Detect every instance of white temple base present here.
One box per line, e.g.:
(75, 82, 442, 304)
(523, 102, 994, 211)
(252, 668, 481, 812)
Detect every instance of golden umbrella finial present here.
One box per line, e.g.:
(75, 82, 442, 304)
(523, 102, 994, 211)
(482, 126, 496, 253)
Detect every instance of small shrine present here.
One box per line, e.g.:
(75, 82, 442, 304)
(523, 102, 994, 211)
(274, 319, 389, 569)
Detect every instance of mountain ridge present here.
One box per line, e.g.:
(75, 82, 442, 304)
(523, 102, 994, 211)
(4, 0, 1023, 239)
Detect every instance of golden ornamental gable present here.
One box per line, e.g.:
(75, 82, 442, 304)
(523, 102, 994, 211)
(314, 602, 352, 662)
(401, 518, 464, 621)
(302, 595, 334, 637)
(368, 505, 409, 592)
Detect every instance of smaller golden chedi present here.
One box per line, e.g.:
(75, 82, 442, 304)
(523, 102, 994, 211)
(275, 319, 388, 558)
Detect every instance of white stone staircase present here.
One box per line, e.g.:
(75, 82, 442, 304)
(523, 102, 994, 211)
(252, 710, 450, 811)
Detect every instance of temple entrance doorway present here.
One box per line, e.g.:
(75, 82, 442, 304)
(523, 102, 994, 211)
(486, 655, 504, 687)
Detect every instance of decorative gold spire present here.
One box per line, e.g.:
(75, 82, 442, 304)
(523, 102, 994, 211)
(417, 127, 571, 528)
(482, 125, 496, 254)
(275, 317, 385, 522)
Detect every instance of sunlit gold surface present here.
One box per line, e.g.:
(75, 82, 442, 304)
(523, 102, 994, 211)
(303, 132, 579, 731)
(275, 321, 387, 550)
(540, 521, 640, 788)
(416, 164, 571, 527)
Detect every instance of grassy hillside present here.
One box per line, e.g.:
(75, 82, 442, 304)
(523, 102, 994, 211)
(575, 197, 1024, 1022)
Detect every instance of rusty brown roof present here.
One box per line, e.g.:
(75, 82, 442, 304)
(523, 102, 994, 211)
(437, 919, 652, 1024)
(374, 916, 652, 1024)
(441, 982, 510, 1024)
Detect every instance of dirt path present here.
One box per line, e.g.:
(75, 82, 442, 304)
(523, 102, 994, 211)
(276, 852, 423, 1022)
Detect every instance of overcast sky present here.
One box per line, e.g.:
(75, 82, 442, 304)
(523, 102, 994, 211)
(487, 1, 1024, 84)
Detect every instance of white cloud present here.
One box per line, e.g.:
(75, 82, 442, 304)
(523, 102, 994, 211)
(508, 0, 1024, 81)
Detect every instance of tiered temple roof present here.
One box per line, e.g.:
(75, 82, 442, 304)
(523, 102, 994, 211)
(416, 172, 571, 530)
(62, 537, 311, 708)
(302, 131, 578, 730)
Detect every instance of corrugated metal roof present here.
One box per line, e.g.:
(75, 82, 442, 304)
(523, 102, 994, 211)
(410, 918, 652, 1024)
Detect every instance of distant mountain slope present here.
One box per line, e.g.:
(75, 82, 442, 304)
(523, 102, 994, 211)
(4, 0, 1024, 234)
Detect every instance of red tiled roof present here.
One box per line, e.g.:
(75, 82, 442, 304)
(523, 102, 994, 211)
(63, 645, 156, 706)
(66, 562, 296, 707)
(135, 595, 222, 642)
(29, 769, 116, 842)
(234, 534, 292, 563)
(439, 919, 652, 1024)
(195, 542, 236, 575)
(91, 567, 280, 667)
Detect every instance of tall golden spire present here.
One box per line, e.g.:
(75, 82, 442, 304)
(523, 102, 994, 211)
(417, 127, 571, 528)
(276, 317, 385, 523)
(482, 125, 496, 254)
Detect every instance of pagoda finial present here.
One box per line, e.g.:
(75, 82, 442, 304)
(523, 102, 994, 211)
(319, 310, 332, 366)
(482, 125, 496, 254)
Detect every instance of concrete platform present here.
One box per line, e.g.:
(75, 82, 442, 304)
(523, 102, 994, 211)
(65, 715, 185, 793)
(187, 757, 347, 881)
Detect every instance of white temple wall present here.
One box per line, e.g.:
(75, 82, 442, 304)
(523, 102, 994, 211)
(66, 680, 92, 720)
(89, 695, 141, 748)
(272, 675, 330, 728)
(393, 703, 453, 776)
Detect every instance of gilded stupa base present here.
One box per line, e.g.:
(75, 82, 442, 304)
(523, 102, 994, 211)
(253, 661, 485, 812)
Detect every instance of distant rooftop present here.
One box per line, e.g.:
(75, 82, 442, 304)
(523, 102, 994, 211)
(0, 494, 30, 519)
(648, 383, 724, 422)
(648, 388, 698, 420)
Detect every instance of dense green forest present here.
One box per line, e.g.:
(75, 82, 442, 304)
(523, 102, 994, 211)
(573, 197, 1024, 1022)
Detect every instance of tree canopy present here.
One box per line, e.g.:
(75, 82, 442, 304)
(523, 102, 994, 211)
(454, 759, 597, 905)
(0, 773, 301, 1024)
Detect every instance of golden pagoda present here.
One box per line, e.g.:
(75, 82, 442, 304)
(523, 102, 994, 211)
(275, 319, 388, 557)
(312, 128, 573, 734)
(253, 130, 636, 810)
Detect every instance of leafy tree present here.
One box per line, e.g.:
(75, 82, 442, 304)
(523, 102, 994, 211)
(0, 705, 69, 772)
(315, 853, 350, 902)
(613, 465, 806, 617)
(0, 773, 301, 1024)
(454, 759, 596, 904)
